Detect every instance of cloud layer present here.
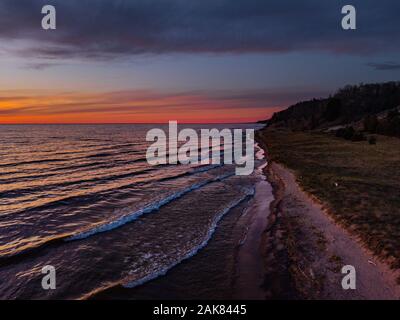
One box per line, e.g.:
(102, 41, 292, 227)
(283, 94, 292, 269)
(367, 62, 400, 71)
(1, 0, 400, 60)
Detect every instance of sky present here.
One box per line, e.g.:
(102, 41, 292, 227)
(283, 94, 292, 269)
(0, 0, 400, 123)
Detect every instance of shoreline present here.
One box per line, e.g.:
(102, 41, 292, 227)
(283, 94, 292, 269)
(260, 155, 400, 299)
(233, 153, 273, 299)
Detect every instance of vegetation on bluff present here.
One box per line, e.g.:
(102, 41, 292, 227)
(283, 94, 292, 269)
(266, 82, 400, 139)
(258, 82, 400, 277)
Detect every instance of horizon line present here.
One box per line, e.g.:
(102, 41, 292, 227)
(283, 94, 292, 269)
(0, 121, 266, 125)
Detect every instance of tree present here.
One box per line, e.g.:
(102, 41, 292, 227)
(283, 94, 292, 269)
(324, 98, 342, 121)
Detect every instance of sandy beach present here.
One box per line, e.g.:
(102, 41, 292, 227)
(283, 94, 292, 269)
(260, 157, 400, 299)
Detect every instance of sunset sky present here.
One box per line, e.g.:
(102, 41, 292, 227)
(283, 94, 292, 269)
(1, 0, 400, 123)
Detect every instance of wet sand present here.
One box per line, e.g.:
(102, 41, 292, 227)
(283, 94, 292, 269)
(234, 174, 273, 299)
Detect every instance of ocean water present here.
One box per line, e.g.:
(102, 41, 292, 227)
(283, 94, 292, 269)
(0, 124, 267, 299)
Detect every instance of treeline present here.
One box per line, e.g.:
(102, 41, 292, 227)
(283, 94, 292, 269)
(266, 82, 400, 137)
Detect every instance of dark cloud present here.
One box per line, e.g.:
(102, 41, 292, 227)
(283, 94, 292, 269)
(23, 62, 61, 70)
(367, 62, 400, 71)
(0, 0, 399, 60)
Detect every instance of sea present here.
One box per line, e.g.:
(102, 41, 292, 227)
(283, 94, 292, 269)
(0, 123, 271, 299)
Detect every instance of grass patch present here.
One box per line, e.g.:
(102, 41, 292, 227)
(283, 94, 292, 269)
(258, 128, 400, 269)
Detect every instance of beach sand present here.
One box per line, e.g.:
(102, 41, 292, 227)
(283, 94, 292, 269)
(261, 160, 400, 299)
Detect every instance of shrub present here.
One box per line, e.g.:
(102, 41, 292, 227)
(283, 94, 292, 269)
(363, 115, 379, 133)
(335, 126, 355, 140)
(335, 127, 366, 142)
(351, 131, 366, 142)
(368, 136, 377, 145)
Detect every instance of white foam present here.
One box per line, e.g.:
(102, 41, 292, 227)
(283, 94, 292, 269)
(66, 172, 235, 241)
(123, 187, 255, 289)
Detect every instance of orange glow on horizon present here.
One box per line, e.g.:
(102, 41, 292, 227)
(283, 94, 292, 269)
(0, 90, 283, 124)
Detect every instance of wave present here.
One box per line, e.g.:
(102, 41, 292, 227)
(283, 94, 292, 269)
(0, 157, 68, 168)
(123, 188, 254, 288)
(0, 172, 59, 185)
(0, 149, 145, 170)
(154, 164, 224, 184)
(66, 172, 235, 241)
(0, 234, 68, 267)
(0, 166, 155, 200)
(2, 152, 221, 196)
(80, 188, 254, 300)
(0, 156, 146, 184)
(0, 165, 230, 266)
(0, 142, 114, 158)
(86, 152, 114, 158)
(0, 165, 222, 215)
